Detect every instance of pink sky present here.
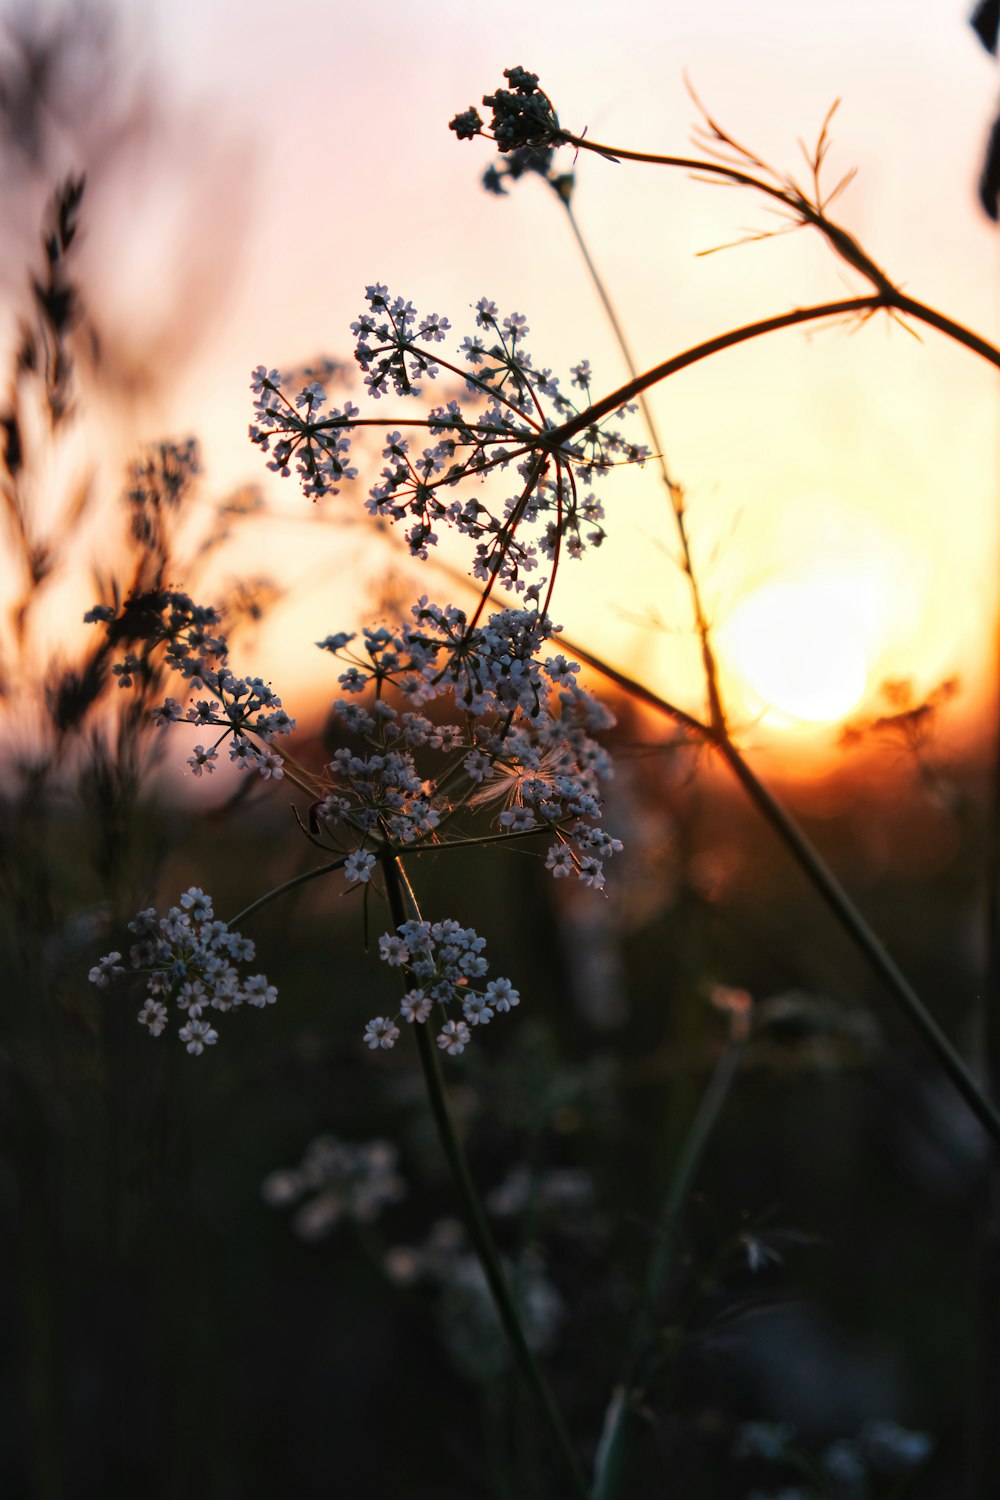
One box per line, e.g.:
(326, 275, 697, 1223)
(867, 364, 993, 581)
(4, 0, 998, 766)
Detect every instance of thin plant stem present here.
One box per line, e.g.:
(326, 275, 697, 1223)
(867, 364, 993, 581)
(541, 295, 1000, 460)
(544, 296, 881, 446)
(227, 856, 346, 928)
(714, 736, 1000, 1145)
(967, 356, 1000, 1500)
(592, 1034, 746, 1500)
(556, 635, 1000, 1149)
(379, 850, 590, 1500)
(561, 198, 725, 732)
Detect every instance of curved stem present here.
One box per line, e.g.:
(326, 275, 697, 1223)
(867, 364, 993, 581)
(380, 851, 589, 1500)
(545, 297, 883, 448)
(560, 634, 709, 739)
(593, 1036, 746, 1500)
(559, 133, 897, 298)
(562, 132, 797, 202)
(227, 855, 346, 928)
(539, 292, 1000, 457)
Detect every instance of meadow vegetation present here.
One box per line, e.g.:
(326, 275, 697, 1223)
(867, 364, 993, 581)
(3, 26, 1000, 1500)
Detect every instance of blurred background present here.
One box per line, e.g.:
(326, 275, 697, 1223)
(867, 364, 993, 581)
(1, 0, 998, 1495)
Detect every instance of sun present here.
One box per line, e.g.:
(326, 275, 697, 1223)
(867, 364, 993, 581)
(719, 573, 873, 727)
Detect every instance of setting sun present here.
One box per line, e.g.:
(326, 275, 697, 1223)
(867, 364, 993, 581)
(719, 572, 874, 726)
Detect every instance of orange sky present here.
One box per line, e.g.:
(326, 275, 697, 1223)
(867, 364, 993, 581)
(3, 0, 998, 772)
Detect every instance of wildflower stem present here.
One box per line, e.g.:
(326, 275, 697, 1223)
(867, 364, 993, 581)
(714, 736, 1000, 1146)
(546, 296, 883, 447)
(406, 825, 551, 855)
(412, 1022, 589, 1498)
(559, 637, 1000, 1148)
(380, 851, 589, 1499)
(227, 856, 346, 928)
(561, 197, 726, 732)
(593, 1034, 746, 1500)
(562, 132, 804, 200)
(540, 294, 1000, 462)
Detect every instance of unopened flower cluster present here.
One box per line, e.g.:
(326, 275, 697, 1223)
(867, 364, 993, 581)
(88, 887, 276, 1053)
(315, 598, 621, 890)
(262, 1136, 405, 1242)
(365, 917, 519, 1056)
(84, 587, 295, 779)
(449, 66, 564, 156)
(249, 286, 645, 590)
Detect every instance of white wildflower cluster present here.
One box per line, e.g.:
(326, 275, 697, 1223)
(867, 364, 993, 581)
(88, 887, 277, 1053)
(250, 284, 646, 590)
(364, 918, 520, 1056)
(385, 1217, 562, 1380)
(315, 598, 621, 887)
(249, 366, 359, 499)
(261, 1136, 406, 1242)
(84, 586, 295, 779)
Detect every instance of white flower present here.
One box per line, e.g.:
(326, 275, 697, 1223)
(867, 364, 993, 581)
(400, 990, 432, 1023)
(152, 698, 184, 726)
(437, 1020, 471, 1056)
(137, 999, 168, 1036)
(188, 745, 218, 775)
(178, 1020, 219, 1055)
(88, 951, 123, 987)
(363, 1016, 400, 1050)
(485, 977, 520, 1013)
(179, 887, 213, 921)
(463, 993, 493, 1026)
(378, 933, 410, 966)
(344, 850, 377, 884)
(257, 749, 284, 780)
(244, 974, 278, 1008)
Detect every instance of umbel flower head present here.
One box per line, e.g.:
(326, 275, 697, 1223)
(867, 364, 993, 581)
(249, 285, 646, 593)
(89, 888, 277, 1053)
(314, 598, 622, 889)
(84, 587, 296, 779)
(365, 916, 520, 1057)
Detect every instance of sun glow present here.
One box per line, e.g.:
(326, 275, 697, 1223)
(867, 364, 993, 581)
(719, 571, 880, 727)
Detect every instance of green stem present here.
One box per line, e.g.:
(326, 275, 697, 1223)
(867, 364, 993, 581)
(593, 1037, 745, 1500)
(380, 852, 589, 1500)
(714, 737, 1000, 1146)
(227, 855, 345, 927)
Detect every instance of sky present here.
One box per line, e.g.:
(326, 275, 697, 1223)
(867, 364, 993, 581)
(2, 0, 998, 770)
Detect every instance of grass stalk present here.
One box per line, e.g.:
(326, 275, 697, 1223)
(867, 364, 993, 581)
(592, 1034, 746, 1500)
(561, 198, 725, 732)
